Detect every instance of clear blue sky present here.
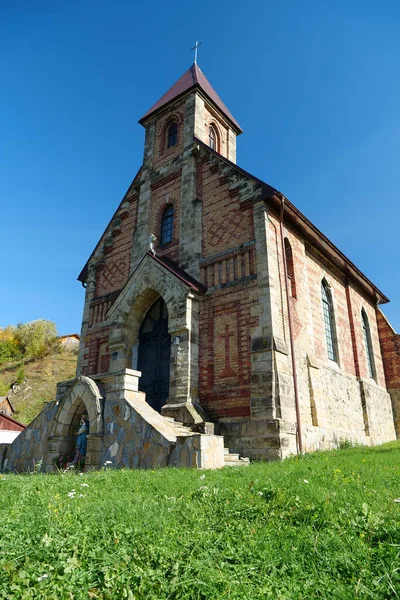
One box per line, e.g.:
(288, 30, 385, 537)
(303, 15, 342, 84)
(1, 1, 399, 334)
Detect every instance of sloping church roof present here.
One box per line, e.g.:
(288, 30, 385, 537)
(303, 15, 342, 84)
(139, 63, 243, 133)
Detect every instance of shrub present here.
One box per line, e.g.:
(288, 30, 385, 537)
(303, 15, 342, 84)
(16, 368, 25, 385)
(14, 320, 58, 359)
(0, 326, 22, 365)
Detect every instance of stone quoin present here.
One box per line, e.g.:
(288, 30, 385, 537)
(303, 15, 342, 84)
(1, 62, 399, 472)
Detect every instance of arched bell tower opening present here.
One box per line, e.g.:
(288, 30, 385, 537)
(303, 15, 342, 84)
(137, 297, 171, 413)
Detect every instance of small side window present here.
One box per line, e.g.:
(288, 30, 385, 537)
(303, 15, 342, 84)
(321, 279, 338, 362)
(160, 205, 173, 245)
(362, 309, 376, 380)
(167, 122, 178, 148)
(284, 238, 296, 298)
(209, 125, 217, 150)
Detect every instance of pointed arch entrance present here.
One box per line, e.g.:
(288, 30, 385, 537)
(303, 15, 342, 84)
(137, 297, 171, 413)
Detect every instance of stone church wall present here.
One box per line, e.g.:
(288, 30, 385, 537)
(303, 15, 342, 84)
(150, 170, 182, 262)
(199, 283, 258, 419)
(377, 310, 400, 437)
(0, 401, 58, 472)
(79, 174, 140, 377)
(200, 158, 255, 257)
(196, 153, 258, 419)
(151, 99, 186, 172)
(272, 215, 395, 449)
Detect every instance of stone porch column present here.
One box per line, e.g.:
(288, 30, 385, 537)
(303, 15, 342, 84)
(161, 293, 204, 425)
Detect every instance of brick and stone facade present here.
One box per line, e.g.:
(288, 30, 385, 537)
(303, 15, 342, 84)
(1, 63, 398, 472)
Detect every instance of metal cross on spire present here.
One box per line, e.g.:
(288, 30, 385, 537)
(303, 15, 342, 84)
(191, 40, 202, 64)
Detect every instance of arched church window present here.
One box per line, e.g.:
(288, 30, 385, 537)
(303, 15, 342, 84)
(209, 125, 217, 150)
(362, 309, 376, 379)
(321, 279, 338, 362)
(167, 122, 178, 148)
(284, 238, 296, 298)
(160, 205, 173, 246)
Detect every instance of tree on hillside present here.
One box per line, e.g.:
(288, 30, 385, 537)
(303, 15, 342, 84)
(0, 326, 22, 364)
(15, 320, 59, 358)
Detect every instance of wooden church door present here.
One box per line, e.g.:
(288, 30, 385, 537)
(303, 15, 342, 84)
(137, 297, 171, 413)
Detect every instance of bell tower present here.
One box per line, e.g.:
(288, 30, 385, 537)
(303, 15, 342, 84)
(138, 63, 242, 167)
(130, 64, 242, 279)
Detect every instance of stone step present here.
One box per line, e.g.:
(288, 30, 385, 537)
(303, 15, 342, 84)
(224, 453, 241, 462)
(163, 415, 193, 435)
(223, 445, 250, 467)
(224, 458, 250, 467)
(174, 425, 192, 432)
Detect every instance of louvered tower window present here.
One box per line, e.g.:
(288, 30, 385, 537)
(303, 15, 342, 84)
(362, 309, 376, 379)
(167, 122, 178, 148)
(321, 280, 337, 362)
(209, 125, 216, 150)
(160, 205, 173, 246)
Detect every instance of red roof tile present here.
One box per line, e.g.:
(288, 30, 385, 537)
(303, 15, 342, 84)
(139, 64, 242, 133)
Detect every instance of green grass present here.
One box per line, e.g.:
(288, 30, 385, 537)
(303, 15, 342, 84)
(1, 443, 400, 599)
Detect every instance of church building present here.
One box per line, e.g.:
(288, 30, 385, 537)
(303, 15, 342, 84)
(1, 63, 399, 472)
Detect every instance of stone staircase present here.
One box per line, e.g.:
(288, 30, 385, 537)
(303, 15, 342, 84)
(223, 446, 250, 467)
(164, 416, 250, 467)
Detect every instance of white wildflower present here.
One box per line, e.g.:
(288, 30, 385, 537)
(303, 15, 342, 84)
(79, 472, 84, 476)
(303, 479, 310, 484)
(199, 474, 206, 480)
(104, 461, 112, 465)
(37, 574, 48, 582)
(78, 494, 84, 498)
(393, 498, 400, 503)
(257, 491, 263, 496)
(81, 483, 89, 487)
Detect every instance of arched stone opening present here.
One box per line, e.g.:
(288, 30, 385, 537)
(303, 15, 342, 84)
(47, 376, 104, 471)
(106, 254, 205, 424)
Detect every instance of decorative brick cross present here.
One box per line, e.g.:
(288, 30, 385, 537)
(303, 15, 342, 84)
(220, 323, 235, 377)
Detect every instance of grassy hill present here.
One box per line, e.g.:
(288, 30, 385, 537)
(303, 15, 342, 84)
(0, 351, 77, 425)
(1, 442, 400, 599)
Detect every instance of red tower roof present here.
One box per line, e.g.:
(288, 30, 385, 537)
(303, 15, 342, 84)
(139, 63, 242, 133)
